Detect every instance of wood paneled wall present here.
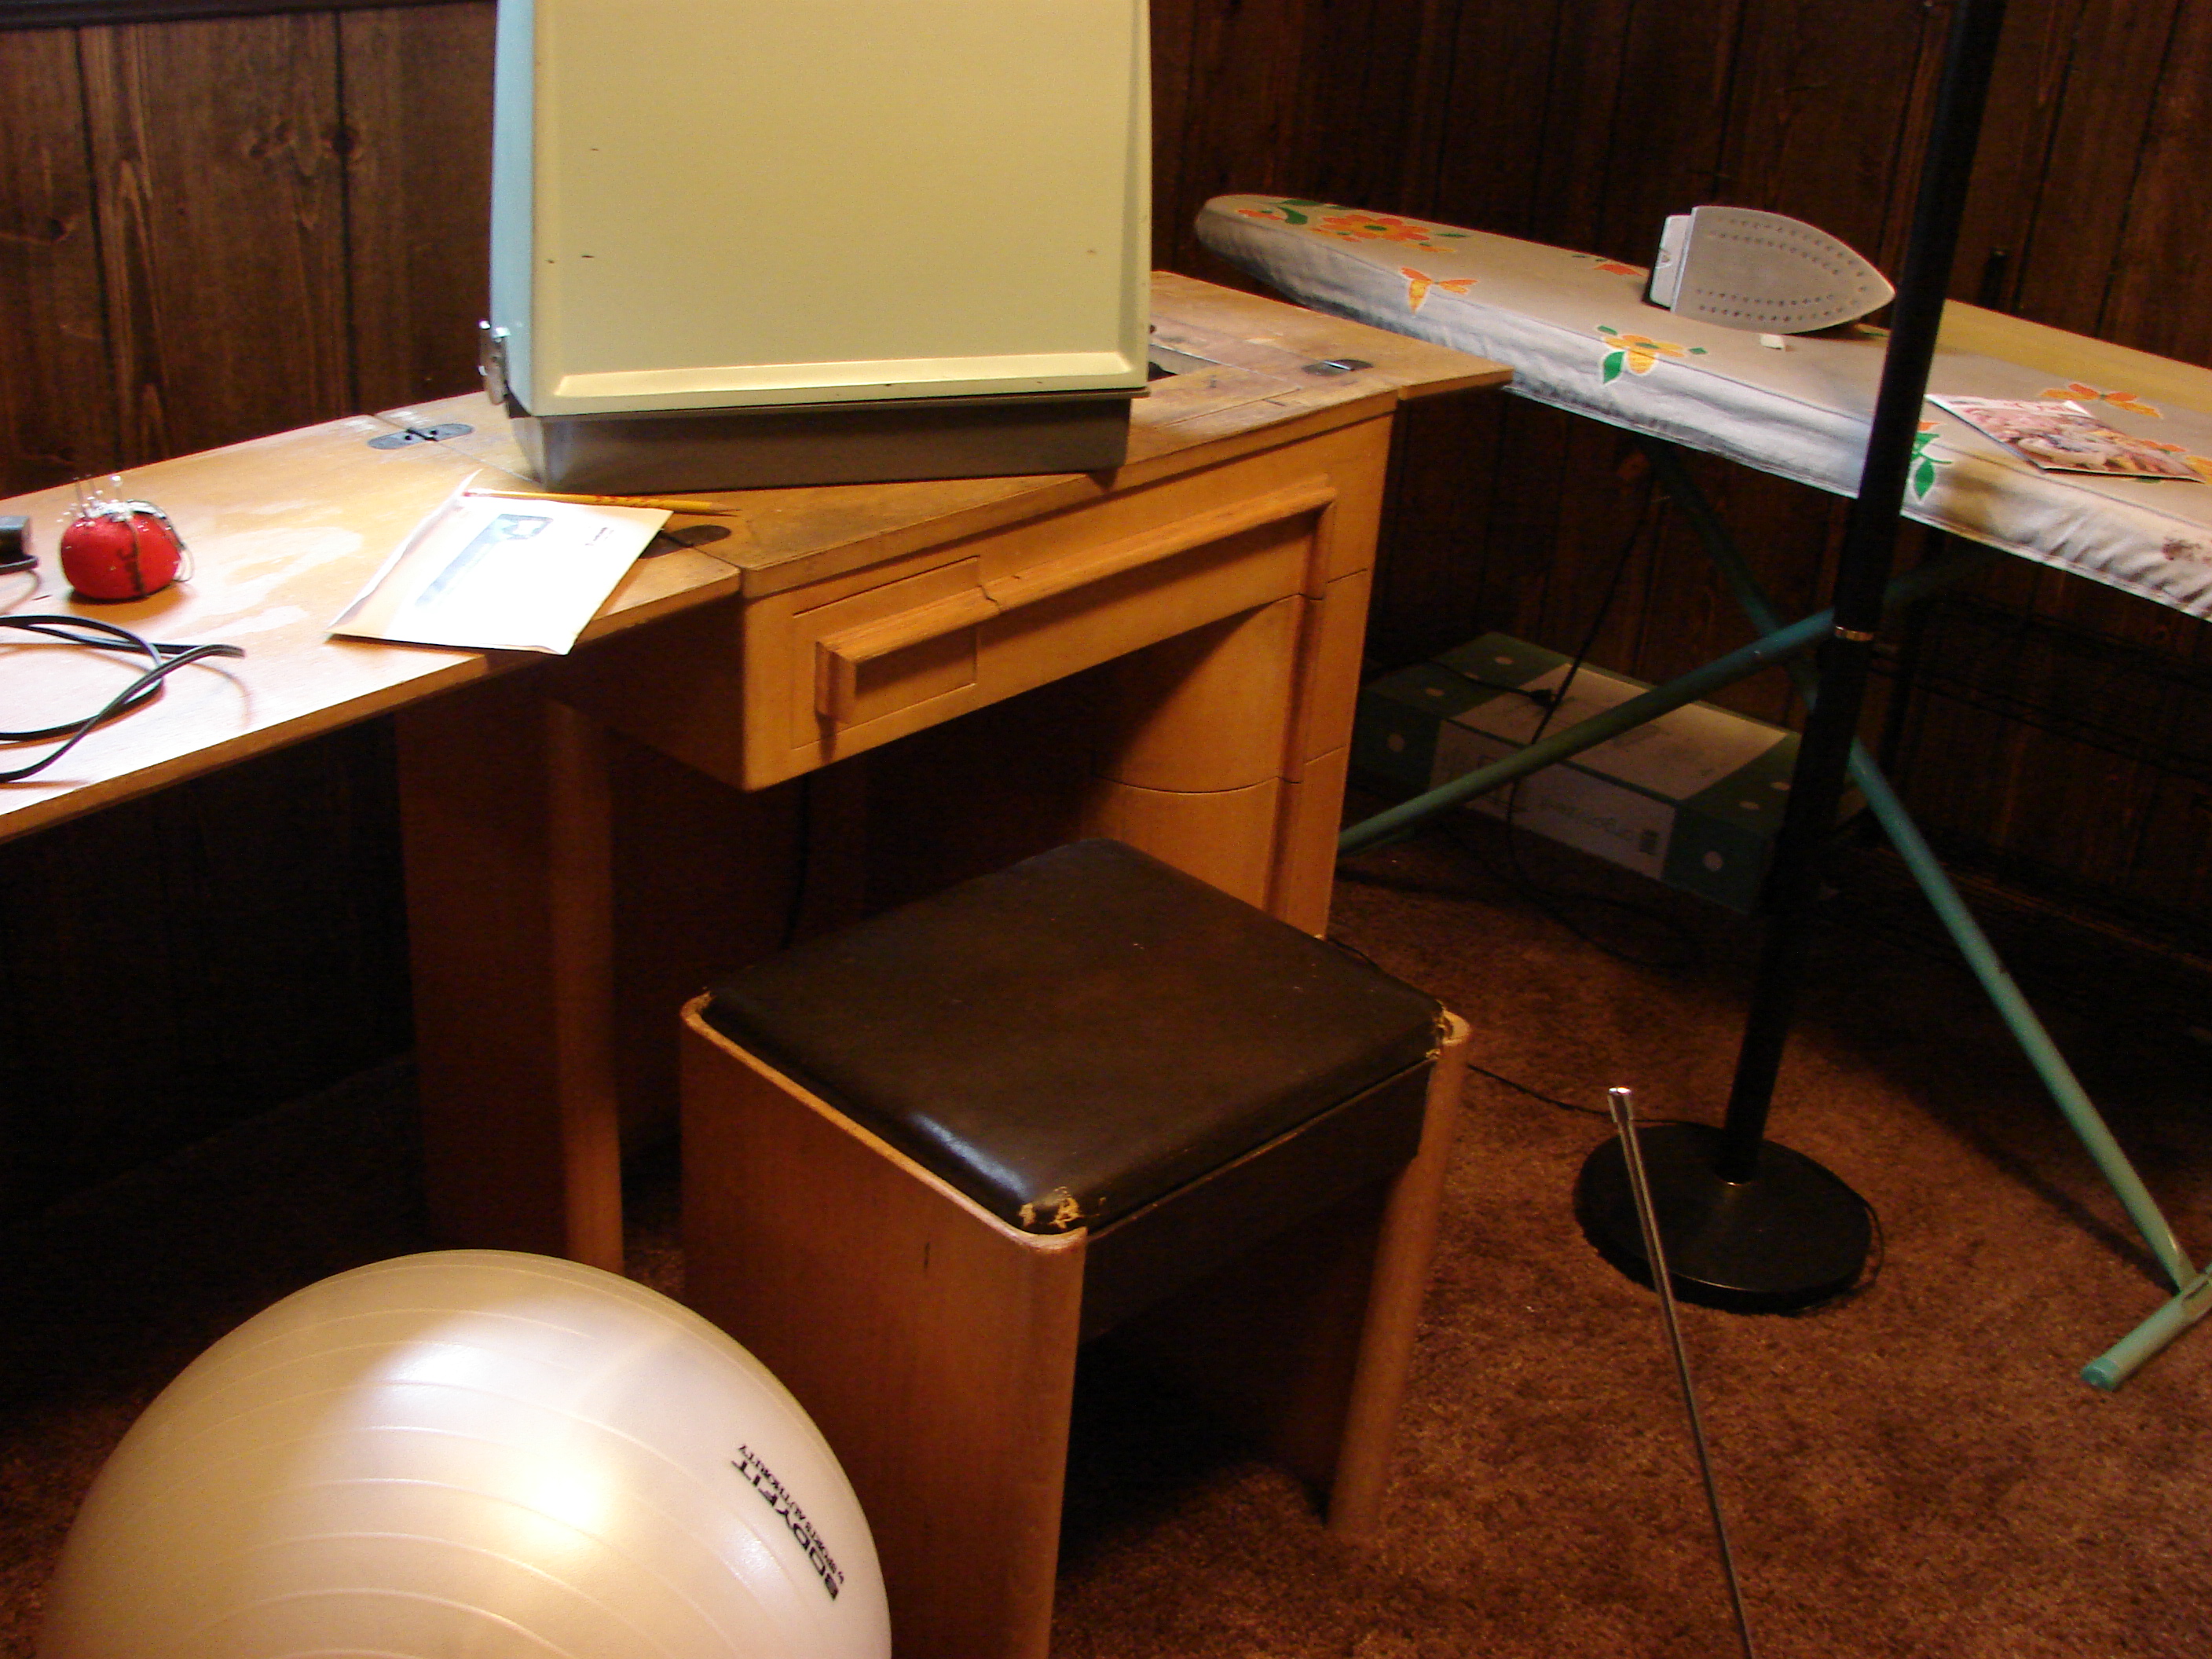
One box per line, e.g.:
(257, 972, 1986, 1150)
(0, 2, 493, 492)
(3, 1, 2209, 1214)
(0, 5, 494, 1217)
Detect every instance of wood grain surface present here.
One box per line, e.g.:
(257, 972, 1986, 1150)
(0, 278, 1496, 1233)
(0, 27, 112, 496)
(5, 0, 2212, 1214)
(81, 13, 353, 463)
(337, 2, 494, 412)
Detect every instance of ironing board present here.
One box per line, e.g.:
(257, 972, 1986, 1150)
(1198, 196, 2212, 613)
(1197, 193, 2212, 1389)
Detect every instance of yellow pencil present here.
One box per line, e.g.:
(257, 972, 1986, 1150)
(464, 487, 740, 516)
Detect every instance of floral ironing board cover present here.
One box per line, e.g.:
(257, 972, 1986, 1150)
(1198, 195, 2212, 618)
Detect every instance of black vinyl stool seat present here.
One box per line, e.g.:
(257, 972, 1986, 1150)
(700, 838, 1440, 1282)
(680, 838, 1470, 1659)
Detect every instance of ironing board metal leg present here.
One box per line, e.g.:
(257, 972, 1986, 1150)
(1644, 438, 2202, 1325)
(1337, 546, 1990, 857)
(1851, 759, 2196, 1294)
(2085, 1265, 2212, 1390)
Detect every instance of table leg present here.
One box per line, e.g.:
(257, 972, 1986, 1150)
(1274, 563, 1373, 933)
(397, 678, 625, 1268)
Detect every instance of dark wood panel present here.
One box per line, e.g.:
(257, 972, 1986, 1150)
(1461, 400, 1573, 661)
(80, 12, 352, 465)
(1419, 0, 1567, 237)
(607, 738, 804, 1150)
(0, 793, 188, 1218)
(1387, 0, 1467, 218)
(1949, 0, 2074, 309)
(1520, 1, 1634, 254)
(338, 0, 494, 412)
(1364, 0, 1574, 668)
(1366, 386, 1508, 668)
(2009, 0, 2181, 338)
(1621, 458, 1840, 728)
(2127, 771, 2212, 932)
(1586, 0, 1745, 261)
(1869, 5, 1949, 273)
(1287, 0, 1434, 214)
(1162, 0, 1314, 280)
(1920, 545, 2202, 914)
(1722, 0, 1935, 263)
(1886, 584, 2212, 936)
(0, 723, 410, 1221)
(2100, 0, 2212, 365)
(1527, 420, 1666, 670)
(4, 1, 452, 24)
(1149, 0, 1199, 272)
(0, 27, 119, 493)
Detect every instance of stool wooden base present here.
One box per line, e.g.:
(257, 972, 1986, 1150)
(680, 999, 1470, 1659)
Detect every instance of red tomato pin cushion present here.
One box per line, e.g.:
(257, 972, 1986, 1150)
(60, 494, 187, 601)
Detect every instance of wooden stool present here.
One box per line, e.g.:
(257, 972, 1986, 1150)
(679, 839, 1470, 1659)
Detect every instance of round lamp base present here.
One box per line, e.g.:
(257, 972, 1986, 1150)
(1575, 1122, 1872, 1313)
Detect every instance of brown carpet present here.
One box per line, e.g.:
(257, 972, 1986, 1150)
(6, 821, 2211, 1657)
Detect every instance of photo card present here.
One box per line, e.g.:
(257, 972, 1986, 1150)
(1928, 396, 2200, 480)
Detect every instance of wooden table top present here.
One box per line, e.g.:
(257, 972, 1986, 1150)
(0, 273, 1505, 841)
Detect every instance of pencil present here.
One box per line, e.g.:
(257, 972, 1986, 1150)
(463, 487, 740, 516)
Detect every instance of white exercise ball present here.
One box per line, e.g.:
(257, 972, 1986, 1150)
(39, 1250, 890, 1659)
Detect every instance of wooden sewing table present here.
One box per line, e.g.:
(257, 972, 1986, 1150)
(0, 274, 1506, 1269)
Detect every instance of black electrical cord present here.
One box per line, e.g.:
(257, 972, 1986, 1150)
(1, 613, 244, 783)
(1323, 931, 1880, 1302)
(1457, 480, 1705, 973)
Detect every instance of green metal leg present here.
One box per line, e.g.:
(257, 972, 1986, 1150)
(2082, 1266, 2212, 1390)
(1337, 548, 1996, 857)
(1639, 438, 2201, 1389)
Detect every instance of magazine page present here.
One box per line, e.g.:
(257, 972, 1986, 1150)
(1927, 396, 2203, 480)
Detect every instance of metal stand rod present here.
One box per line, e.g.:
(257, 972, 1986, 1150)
(1719, 0, 2009, 1185)
(1607, 1088, 1759, 1659)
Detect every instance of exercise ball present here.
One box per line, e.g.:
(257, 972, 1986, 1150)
(38, 1250, 890, 1659)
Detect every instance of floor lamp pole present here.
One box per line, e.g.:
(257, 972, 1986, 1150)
(1579, 0, 2009, 1309)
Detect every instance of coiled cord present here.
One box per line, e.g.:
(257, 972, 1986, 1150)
(1, 613, 244, 783)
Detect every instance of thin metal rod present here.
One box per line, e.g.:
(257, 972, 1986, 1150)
(1608, 1088, 1759, 1659)
(1643, 438, 2196, 1294)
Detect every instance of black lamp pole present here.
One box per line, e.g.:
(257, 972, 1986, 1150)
(1578, 0, 2010, 1309)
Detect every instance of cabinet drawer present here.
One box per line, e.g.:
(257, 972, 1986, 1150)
(782, 482, 1324, 776)
(747, 427, 1389, 787)
(552, 413, 1391, 793)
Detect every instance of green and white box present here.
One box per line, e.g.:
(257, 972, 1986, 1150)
(1354, 634, 1846, 912)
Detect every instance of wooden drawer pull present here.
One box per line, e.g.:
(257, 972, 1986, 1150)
(815, 588, 1000, 720)
(815, 477, 1336, 723)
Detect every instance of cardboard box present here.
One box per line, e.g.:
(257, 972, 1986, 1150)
(1352, 633, 1851, 912)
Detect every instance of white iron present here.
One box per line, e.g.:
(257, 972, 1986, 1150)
(1646, 207, 1894, 334)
